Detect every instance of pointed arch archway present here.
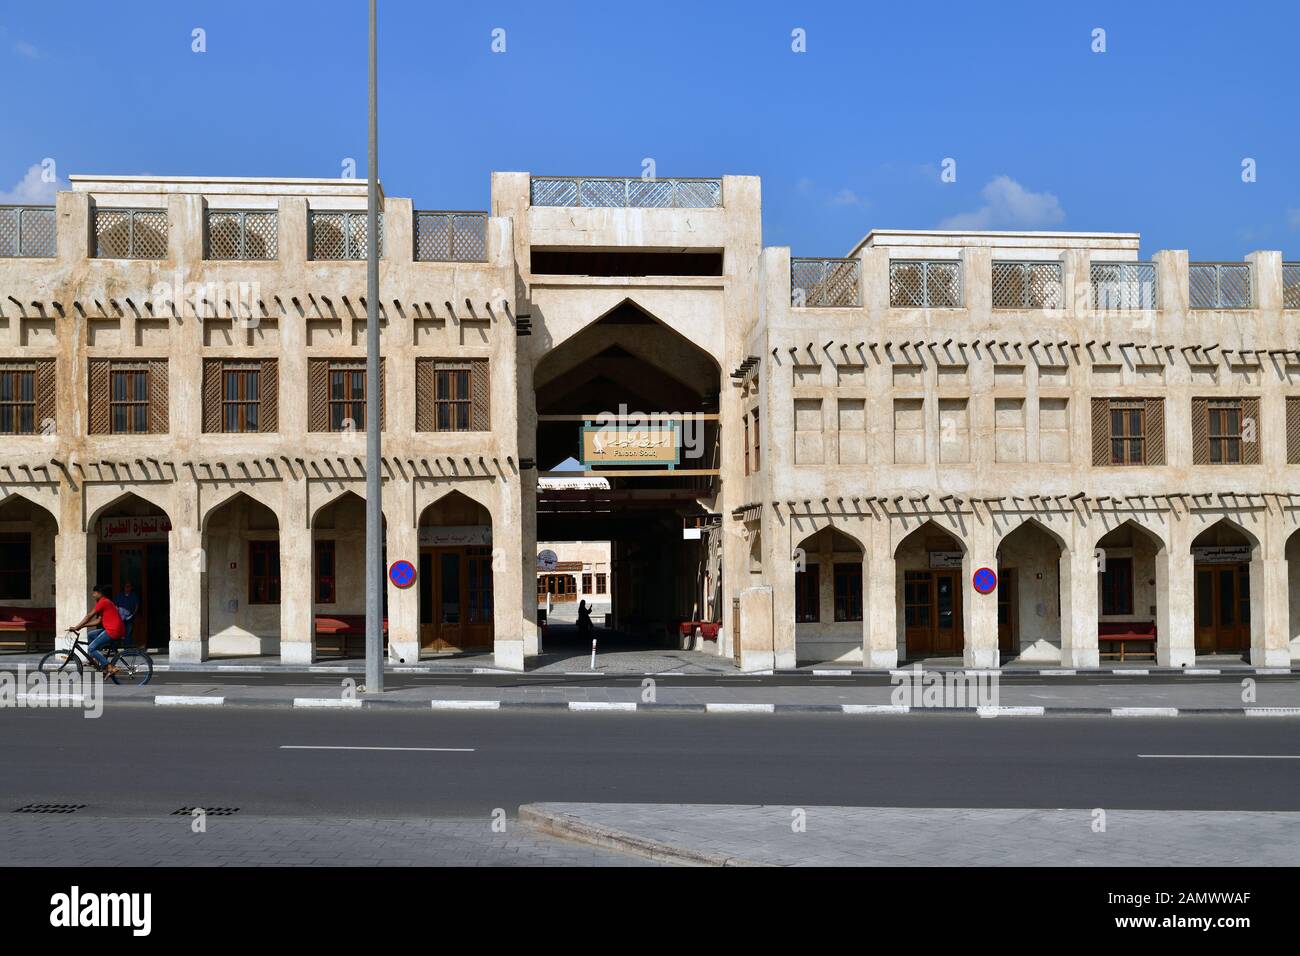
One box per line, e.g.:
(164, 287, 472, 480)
(0, 494, 60, 651)
(201, 492, 281, 657)
(530, 297, 723, 652)
(995, 518, 1068, 662)
(1190, 517, 1259, 658)
(1093, 519, 1166, 663)
(310, 490, 387, 659)
(417, 490, 494, 653)
(792, 525, 864, 664)
(86, 492, 172, 649)
(894, 520, 967, 661)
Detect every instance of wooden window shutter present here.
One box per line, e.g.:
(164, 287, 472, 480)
(202, 359, 223, 433)
(1288, 397, 1300, 464)
(308, 358, 328, 432)
(34, 359, 56, 433)
(88, 358, 110, 434)
(470, 358, 490, 431)
(415, 358, 434, 431)
(1090, 397, 1110, 466)
(379, 357, 387, 431)
(259, 359, 278, 432)
(1144, 398, 1165, 465)
(1191, 398, 1209, 465)
(148, 359, 169, 434)
(1242, 397, 1261, 465)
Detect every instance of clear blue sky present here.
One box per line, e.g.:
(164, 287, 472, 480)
(2, 0, 1296, 259)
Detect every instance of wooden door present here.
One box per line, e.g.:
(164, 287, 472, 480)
(1194, 563, 1250, 654)
(997, 568, 1018, 655)
(904, 571, 934, 655)
(933, 570, 962, 654)
(420, 546, 494, 651)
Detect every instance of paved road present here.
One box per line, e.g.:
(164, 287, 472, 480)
(4, 708, 1299, 816)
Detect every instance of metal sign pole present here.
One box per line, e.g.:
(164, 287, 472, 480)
(364, 0, 384, 693)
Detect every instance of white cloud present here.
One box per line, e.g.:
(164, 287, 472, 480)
(0, 164, 66, 204)
(938, 175, 1065, 230)
(1287, 208, 1300, 230)
(13, 41, 39, 60)
(828, 188, 868, 208)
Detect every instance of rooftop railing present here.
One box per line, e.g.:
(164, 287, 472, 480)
(1091, 262, 1157, 310)
(1285, 263, 1300, 310)
(530, 176, 722, 208)
(205, 209, 278, 260)
(790, 258, 860, 307)
(1189, 262, 1252, 309)
(414, 211, 487, 262)
(890, 259, 963, 308)
(94, 207, 169, 260)
(992, 261, 1062, 309)
(310, 210, 382, 260)
(0, 205, 56, 258)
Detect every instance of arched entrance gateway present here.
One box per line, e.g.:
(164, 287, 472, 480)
(0, 495, 58, 652)
(88, 493, 171, 650)
(417, 492, 493, 653)
(895, 521, 966, 661)
(1191, 519, 1256, 657)
(531, 300, 722, 651)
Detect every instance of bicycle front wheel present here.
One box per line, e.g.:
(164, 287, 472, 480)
(37, 650, 83, 676)
(111, 649, 153, 686)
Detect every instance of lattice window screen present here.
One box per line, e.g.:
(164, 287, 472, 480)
(260, 359, 278, 433)
(1288, 397, 1300, 465)
(1090, 398, 1110, 466)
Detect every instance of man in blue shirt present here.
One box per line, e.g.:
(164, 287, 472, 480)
(115, 581, 142, 646)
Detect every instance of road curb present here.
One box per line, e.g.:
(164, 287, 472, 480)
(94, 695, 1300, 718)
(518, 804, 771, 867)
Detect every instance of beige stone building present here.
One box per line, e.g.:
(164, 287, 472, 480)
(1, 172, 1298, 670)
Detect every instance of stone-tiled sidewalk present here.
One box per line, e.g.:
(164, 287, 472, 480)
(0, 814, 651, 866)
(522, 803, 1300, 867)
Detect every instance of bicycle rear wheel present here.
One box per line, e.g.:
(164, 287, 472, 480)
(37, 650, 83, 676)
(110, 649, 153, 686)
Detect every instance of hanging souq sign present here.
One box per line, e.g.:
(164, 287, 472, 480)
(417, 524, 492, 547)
(580, 421, 680, 467)
(928, 551, 964, 569)
(1192, 545, 1251, 564)
(99, 516, 172, 542)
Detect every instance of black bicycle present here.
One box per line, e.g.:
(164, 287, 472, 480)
(38, 630, 154, 686)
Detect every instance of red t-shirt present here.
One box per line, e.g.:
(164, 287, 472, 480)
(94, 597, 125, 640)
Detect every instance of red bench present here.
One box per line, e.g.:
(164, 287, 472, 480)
(1098, 622, 1157, 662)
(314, 614, 388, 658)
(677, 621, 721, 642)
(0, 606, 56, 652)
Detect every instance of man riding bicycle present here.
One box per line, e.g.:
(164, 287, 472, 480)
(69, 583, 125, 676)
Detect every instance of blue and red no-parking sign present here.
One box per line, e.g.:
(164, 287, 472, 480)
(388, 559, 417, 589)
(972, 567, 998, 595)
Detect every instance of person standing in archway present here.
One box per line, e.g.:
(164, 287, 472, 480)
(576, 599, 594, 642)
(116, 580, 141, 647)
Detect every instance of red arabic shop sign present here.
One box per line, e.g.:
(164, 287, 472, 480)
(99, 516, 172, 542)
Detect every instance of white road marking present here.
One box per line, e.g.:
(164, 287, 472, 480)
(1138, 754, 1300, 759)
(155, 695, 225, 706)
(430, 700, 500, 710)
(977, 706, 1046, 717)
(706, 702, 775, 713)
(842, 704, 909, 714)
(1244, 707, 1300, 717)
(568, 701, 637, 711)
(293, 697, 363, 709)
(279, 745, 475, 752)
(1112, 707, 1179, 717)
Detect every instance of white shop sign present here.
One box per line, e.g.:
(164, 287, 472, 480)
(418, 525, 492, 547)
(1192, 545, 1251, 565)
(99, 516, 172, 542)
(928, 551, 964, 570)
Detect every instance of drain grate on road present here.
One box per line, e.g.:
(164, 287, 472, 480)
(172, 807, 240, 816)
(13, 803, 87, 814)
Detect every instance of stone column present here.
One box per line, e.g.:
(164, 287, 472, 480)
(54, 528, 88, 651)
(1157, 521, 1195, 667)
(492, 478, 526, 671)
(963, 519, 999, 668)
(1061, 539, 1100, 668)
(864, 528, 897, 668)
(168, 489, 205, 662)
(278, 481, 314, 664)
(772, 525, 797, 668)
(1251, 540, 1291, 667)
(384, 479, 420, 666)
